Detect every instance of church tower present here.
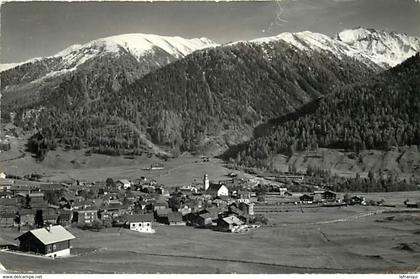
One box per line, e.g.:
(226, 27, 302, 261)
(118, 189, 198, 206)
(203, 174, 209, 191)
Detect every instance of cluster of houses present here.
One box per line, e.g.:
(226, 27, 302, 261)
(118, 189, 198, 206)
(0, 171, 378, 233)
(2, 169, 415, 258)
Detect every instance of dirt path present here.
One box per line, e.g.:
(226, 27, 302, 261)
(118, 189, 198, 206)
(313, 209, 385, 225)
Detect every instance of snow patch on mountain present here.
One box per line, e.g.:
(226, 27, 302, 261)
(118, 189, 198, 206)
(47, 33, 217, 70)
(336, 27, 420, 68)
(94, 33, 217, 60)
(2, 33, 217, 75)
(250, 28, 420, 69)
(251, 31, 375, 66)
(0, 63, 24, 72)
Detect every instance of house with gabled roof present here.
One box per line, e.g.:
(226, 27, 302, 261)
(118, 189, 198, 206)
(155, 208, 171, 224)
(167, 212, 185, 225)
(116, 179, 131, 190)
(217, 215, 244, 232)
(16, 224, 75, 257)
(124, 214, 155, 233)
(196, 212, 213, 228)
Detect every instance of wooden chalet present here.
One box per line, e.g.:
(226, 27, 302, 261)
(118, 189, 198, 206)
(167, 212, 185, 225)
(16, 225, 75, 257)
(300, 194, 314, 203)
(217, 215, 244, 232)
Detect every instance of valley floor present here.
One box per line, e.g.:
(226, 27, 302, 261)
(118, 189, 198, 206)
(1, 204, 419, 274)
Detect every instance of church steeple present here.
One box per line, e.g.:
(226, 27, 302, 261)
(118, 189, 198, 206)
(203, 174, 209, 191)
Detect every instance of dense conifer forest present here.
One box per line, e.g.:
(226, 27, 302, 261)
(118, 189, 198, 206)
(224, 53, 420, 169)
(6, 41, 376, 159)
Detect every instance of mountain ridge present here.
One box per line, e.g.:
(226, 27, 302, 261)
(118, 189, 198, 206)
(1, 28, 418, 160)
(223, 53, 420, 171)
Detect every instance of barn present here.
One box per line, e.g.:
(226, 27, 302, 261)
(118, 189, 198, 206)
(15, 225, 75, 257)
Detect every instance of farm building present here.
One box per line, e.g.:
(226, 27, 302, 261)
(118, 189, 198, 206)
(150, 163, 164, 170)
(300, 194, 314, 203)
(57, 212, 72, 226)
(125, 214, 155, 233)
(167, 212, 185, 225)
(16, 225, 75, 258)
(0, 178, 13, 191)
(238, 202, 254, 215)
(18, 209, 35, 227)
(154, 199, 169, 211)
(217, 216, 244, 232)
(405, 201, 419, 208)
(349, 196, 366, 205)
(212, 197, 229, 207)
(116, 179, 131, 190)
(0, 212, 15, 227)
(43, 208, 60, 225)
(155, 208, 171, 224)
(322, 190, 337, 201)
(196, 212, 213, 228)
(0, 235, 16, 249)
(0, 197, 17, 207)
(36, 183, 64, 192)
(313, 190, 337, 202)
(101, 203, 130, 218)
(0, 191, 12, 199)
(178, 206, 192, 216)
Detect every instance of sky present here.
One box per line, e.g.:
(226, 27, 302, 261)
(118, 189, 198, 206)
(1, 0, 420, 63)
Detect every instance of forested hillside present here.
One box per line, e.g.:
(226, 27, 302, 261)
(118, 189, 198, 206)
(225, 53, 420, 169)
(17, 40, 376, 158)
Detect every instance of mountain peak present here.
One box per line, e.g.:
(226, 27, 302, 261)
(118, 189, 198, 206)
(249, 30, 378, 69)
(336, 27, 420, 67)
(78, 33, 217, 60)
(1, 33, 217, 73)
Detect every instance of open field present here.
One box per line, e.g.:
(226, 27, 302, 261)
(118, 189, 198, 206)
(1, 205, 419, 274)
(2, 133, 420, 184)
(0, 141, 233, 185)
(0, 135, 278, 186)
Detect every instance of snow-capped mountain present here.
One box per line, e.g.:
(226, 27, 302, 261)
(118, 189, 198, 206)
(249, 28, 420, 69)
(0, 63, 22, 72)
(49, 33, 217, 71)
(250, 31, 378, 68)
(1, 33, 217, 83)
(336, 27, 420, 68)
(0, 33, 217, 125)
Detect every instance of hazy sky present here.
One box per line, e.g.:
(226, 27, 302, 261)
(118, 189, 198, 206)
(1, 0, 420, 63)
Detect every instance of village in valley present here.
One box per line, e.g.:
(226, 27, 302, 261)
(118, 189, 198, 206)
(0, 127, 419, 273)
(1, 152, 419, 273)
